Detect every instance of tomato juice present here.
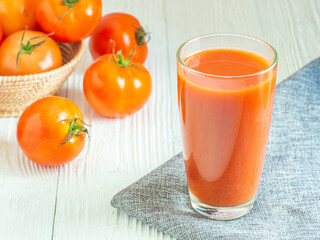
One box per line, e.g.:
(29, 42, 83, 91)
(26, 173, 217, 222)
(178, 49, 276, 207)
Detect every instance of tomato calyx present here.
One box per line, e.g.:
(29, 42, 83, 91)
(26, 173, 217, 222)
(56, 0, 81, 22)
(63, 0, 80, 8)
(135, 26, 150, 46)
(16, 29, 54, 72)
(112, 49, 134, 68)
(60, 118, 90, 145)
(111, 48, 146, 74)
(110, 39, 134, 68)
(110, 40, 146, 75)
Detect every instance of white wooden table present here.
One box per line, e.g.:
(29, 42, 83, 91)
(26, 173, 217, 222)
(1, 0, 319, 239)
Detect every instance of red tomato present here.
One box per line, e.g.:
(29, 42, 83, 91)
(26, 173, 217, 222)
(83, 51, 152, 117)
(36, 0, 102, 43)
(0, 30, 62, 76)
(0, 0, 39, 37)
(17, 96, 89, 166)
(89, 13, 149, 64)
(0, 23, 3, 45)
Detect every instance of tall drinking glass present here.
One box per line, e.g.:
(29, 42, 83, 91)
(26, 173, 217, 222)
(177, 34, 278, 220)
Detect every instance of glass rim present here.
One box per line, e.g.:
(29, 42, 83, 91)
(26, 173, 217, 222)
(176, 33, 278, 79)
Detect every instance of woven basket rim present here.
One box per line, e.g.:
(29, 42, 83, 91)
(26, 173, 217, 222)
(0, 41, 85, 80)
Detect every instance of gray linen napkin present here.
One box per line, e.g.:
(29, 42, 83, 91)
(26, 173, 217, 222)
(111, 58, 320, 240)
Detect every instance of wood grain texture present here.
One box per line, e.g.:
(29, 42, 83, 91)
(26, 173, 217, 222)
(52, 1, 174, 239)
(0, 0, 319, 239)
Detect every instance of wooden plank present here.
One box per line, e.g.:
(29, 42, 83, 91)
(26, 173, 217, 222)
(0, 118, 58, 240)
(52, 0, 174, 239)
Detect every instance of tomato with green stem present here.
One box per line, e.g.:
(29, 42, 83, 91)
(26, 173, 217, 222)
(36, 0, 102, 43)
(83, 48, 152, 117)
(0, 30, 62, 76)
(17, 96, 90, 166)
(0, 0, 39, 37)
(89, 12, 150, 64)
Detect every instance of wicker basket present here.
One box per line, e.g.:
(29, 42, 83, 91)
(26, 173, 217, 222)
(0, 41, 85, 117)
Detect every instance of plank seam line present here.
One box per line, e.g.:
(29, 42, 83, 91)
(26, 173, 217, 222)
(50, 167, 60, 240)
(163, 0, 175, 155)
(50, 70, 68, 240)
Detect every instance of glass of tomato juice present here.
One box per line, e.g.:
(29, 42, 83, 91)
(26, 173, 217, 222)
(177, 34, 278, 220)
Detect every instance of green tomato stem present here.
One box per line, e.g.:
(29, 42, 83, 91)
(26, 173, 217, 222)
(16, 29, 54, 72)
(60, 118, 90, 145)
(109, 40, 146, 76)
(135, 26, 150, 46)
(112, 49, 133, 68)
(56, 0, 81, 22)
(63, 0, 80, 8)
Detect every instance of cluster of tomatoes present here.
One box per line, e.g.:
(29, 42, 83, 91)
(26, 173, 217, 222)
(0, 0, 152, 166)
